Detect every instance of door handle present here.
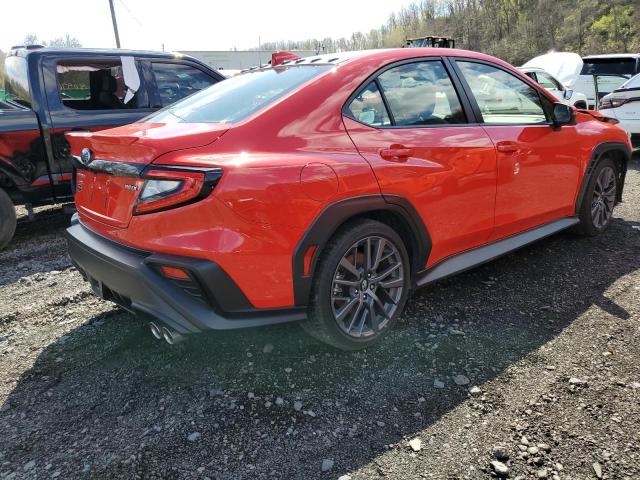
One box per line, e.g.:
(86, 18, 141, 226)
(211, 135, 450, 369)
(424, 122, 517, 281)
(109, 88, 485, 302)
(496, 141, 519, 154)
(379, 145, 414, 162)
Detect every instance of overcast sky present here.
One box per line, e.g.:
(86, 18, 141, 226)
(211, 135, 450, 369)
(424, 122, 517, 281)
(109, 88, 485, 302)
(2, 0, 414, 52)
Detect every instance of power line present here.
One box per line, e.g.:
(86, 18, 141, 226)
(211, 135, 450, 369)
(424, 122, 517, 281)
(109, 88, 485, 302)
(117, 0, 144, 28)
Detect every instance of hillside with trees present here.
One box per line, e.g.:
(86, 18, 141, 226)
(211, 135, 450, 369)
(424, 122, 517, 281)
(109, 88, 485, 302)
(258, 0, 639, 65)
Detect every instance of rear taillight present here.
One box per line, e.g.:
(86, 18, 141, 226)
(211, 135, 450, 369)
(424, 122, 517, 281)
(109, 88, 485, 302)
(599, 97, 628, 110)
(134, 167, 222, 215)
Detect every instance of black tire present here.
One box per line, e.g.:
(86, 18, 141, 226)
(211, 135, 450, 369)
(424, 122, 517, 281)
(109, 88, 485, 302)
(302, 219, 411, 350)
(574, 101, 587, 109)
(0, 189, 17, 250)
(574, 156, 618, 236)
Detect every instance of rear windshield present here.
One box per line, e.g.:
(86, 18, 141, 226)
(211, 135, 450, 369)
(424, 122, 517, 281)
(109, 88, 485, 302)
(145, 65, 332, 124)
(621, 73, 640, 90)
(580, 58, 637, 76)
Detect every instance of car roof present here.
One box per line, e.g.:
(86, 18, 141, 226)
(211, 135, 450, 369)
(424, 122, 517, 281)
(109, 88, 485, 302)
(255, 48, 511, 70)
(582, 53, 640, 60)
(8, 46, 197, 62)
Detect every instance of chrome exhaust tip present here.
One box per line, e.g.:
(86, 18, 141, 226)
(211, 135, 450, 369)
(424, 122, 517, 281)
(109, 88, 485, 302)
(149, 322, 162, 340)
(161, 326, 185, 345)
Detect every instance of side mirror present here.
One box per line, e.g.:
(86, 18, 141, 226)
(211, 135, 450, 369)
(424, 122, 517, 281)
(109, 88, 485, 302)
(563, 88, 574, 100)
(552, 103, 574, 127)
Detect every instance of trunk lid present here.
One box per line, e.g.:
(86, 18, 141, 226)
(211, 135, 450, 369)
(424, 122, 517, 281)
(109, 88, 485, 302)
(67, 122, 228, 228)
(66, 122, 228, 164)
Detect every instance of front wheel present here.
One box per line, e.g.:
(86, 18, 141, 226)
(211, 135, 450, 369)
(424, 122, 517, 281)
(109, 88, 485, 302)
(575, 156, 618, 236)
(302, 219, 411, 350)
(0, 189, 17, 250)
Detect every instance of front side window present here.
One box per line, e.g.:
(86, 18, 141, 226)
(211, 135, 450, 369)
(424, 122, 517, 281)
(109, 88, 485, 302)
(536, 72, 563, 91)
(151, 63, 218, 107)
(457, 61, 547, 125)
(57, 60, 148, 110)
(146, 65, 331, 124)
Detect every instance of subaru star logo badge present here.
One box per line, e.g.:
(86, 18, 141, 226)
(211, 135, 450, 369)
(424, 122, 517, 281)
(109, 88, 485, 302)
(80, 148, 93, 165)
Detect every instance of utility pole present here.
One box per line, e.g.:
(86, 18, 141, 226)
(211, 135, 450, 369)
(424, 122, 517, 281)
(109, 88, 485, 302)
(108, 0, 121, 48)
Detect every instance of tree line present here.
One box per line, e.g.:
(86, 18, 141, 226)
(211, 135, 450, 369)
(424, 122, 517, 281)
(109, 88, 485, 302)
(256, 0, 638, 66)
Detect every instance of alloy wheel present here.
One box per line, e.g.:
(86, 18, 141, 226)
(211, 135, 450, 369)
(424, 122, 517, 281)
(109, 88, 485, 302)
(331, 236, 404, 338)
(591, 166, 616, 229)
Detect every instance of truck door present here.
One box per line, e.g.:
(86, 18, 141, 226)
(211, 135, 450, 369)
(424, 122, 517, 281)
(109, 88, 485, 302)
(1, 54, 58, 204)
(41, 55, 154, 200)
(0, 106, 53, 204)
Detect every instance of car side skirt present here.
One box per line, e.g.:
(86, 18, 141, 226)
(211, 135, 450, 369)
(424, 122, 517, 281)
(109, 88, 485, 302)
(416, 217, 580, 287)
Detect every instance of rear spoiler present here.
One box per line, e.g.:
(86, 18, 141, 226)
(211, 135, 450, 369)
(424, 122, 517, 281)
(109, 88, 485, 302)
(576, 108, 620, 125)
(271, 51, 301, 66)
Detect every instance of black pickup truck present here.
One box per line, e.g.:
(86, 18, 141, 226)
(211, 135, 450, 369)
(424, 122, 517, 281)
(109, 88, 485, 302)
(0, 46, 224, 249)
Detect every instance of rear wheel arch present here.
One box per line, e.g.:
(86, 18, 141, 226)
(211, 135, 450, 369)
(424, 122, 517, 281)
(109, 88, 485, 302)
(576, 142, 630, 214)
(292, 195, 431, 306)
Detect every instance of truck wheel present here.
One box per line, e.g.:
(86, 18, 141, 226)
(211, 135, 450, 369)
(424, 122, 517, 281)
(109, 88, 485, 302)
(302, 219, 411, 350)
(0, 188, 17, 250)
(575, 156, 618, 236)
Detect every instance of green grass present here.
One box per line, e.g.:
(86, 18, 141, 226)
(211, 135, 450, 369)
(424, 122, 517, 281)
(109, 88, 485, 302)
(0, 89, 6, 101)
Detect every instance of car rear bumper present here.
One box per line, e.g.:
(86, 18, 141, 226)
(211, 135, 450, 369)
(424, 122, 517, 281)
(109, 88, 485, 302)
(66, 221, 306, 335)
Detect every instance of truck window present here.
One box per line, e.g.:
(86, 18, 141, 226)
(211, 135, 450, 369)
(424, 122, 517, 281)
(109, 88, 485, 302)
(151, 63, 218, 107)
(4, 56, 32, 107)
(56, 60, 148, 110)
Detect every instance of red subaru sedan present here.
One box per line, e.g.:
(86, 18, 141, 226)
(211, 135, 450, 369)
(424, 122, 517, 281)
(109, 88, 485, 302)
(66, 49, 631, 350)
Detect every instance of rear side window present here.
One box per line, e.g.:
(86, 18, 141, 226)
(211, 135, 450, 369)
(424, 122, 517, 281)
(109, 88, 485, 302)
(4, 56, 31, 107)
(151, 63, 218, 107)
(346, 82, 391, 126)
(146, 65, 331, 124)
(57, 60, 148, 110)
(377, 61, 466, 126)
(457, 61, 547, 125)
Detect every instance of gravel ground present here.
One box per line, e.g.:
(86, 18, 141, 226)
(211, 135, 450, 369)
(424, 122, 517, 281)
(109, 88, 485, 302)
(1, 156, 639, 480)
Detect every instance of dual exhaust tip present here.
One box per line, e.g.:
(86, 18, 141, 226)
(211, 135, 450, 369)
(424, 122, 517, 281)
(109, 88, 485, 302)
(149, 321, 185, 345)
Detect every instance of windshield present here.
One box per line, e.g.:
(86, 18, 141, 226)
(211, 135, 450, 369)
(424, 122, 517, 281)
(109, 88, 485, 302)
(4, 56, 31, 107)
(146, 65, 332, 124)
(580, 58, 637, 76)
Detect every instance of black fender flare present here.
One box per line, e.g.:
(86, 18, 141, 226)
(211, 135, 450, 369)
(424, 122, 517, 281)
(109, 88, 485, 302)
(291, 194, 432, 306)
(575, 141, 631, 214)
